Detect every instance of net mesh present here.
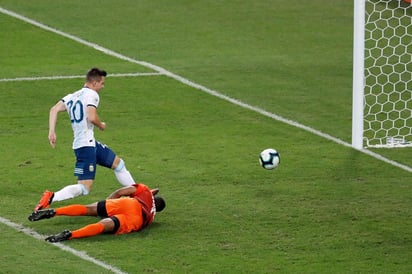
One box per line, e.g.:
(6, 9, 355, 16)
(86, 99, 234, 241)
(364, 0, 412, 147)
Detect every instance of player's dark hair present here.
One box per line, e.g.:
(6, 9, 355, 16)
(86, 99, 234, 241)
(86, 67, 107, 82)
(154, 196, 166, 212)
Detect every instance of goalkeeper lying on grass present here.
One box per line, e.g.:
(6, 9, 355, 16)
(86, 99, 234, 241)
(28, 183, 165, 242)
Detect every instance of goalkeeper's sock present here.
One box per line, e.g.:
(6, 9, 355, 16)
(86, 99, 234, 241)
(71, 223, 105, 239)
(53, 184, 89, 202)
(114, 159, 135, 186)
(55, 205, 88, 216)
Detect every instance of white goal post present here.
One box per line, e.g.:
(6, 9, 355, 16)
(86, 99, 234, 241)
(352, 0, 412, 149)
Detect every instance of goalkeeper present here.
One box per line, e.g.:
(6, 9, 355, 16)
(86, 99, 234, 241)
(28, 183, 165, 242)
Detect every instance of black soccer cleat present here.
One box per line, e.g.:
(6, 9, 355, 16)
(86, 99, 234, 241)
(45, 230, 72, 243)
(28, 209, 56, 222)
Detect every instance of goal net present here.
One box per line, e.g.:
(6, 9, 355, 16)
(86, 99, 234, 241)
(352, 0, 412, 148)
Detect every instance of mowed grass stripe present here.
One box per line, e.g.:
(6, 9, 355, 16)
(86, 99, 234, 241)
(1, 5, 411, 174)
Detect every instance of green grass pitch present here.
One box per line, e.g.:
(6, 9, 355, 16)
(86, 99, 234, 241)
(1, 1, 412, 273)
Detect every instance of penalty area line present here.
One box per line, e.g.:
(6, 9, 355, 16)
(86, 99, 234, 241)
(0, 216, 128, 274)
(0, 72, 164, 82)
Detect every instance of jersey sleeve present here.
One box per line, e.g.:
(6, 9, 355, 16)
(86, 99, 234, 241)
(131, 184, 151, 197)
(85, 89, 100, 108)
(61, 93, 72, 103)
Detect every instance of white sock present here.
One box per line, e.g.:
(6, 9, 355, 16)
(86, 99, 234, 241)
(114, 160, 135, 186)
(53, 184, 88, 202)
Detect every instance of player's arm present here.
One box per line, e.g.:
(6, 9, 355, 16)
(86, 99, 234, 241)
(107, 185, 137, 199)
(87, 105, 106, 131)
(48, 101, 66, 148)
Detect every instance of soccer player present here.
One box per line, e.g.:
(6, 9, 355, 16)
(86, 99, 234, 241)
(34, 68, 136, 212)
(28, 183, 165, 242)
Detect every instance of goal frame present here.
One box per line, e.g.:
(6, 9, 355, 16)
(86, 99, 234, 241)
(352, 0, 365, 150)
(352, 0, 412, 149)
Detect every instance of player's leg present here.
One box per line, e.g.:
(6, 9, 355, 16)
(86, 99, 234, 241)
(55, 202, 99, 216)
(45, 218, 117, 242)
(29, 202, 99, 221)
(96, 141, 135, 186)
(112, 155, 135, 186)
(34, 147, 96, 211)
(44, 199, 139, 242)
(53, 180, 91, 200)
(70, 218, 117, 239)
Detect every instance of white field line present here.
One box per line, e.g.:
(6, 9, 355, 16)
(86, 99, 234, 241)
(0, 216, 127, 274)
(0, 72, 163, 82)
(1, 5, 412, 271)
(1, 6, 412, 174)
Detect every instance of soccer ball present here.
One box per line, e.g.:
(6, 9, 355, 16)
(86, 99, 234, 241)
(259, 148, 280, 170)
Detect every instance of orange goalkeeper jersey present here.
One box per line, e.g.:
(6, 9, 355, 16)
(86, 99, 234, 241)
(131, 183, 156, 228)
